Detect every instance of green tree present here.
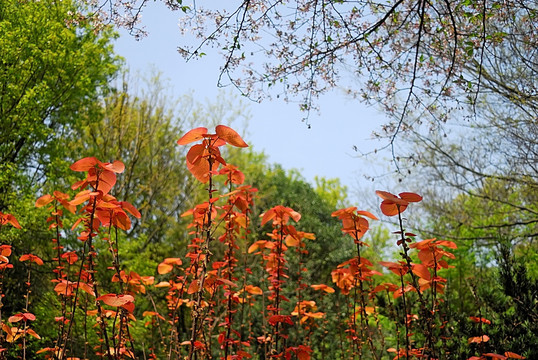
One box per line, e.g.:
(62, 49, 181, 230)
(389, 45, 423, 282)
(0, 0, 118, 210)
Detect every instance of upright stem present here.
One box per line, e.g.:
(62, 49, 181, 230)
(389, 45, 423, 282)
(188, 157, 215, 360)
(272, 223, 285, 357)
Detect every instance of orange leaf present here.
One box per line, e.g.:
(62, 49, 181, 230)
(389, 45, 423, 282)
(248, 240, 267, 253)
(215, 125, 248, 147)
(26, 328, 41, 339)
(285, 234, 299, 247)
(375, 190, 406, 204)
(8, 313, 36, 323)
(186, 144, 211, 183)
(61, 252, 78, 265)
(104, 160, 125, 173)
(97, 294, 134, 307)
(244, 285, 263, 295)
(0, 213, 21, 229)
(96, 170, 117, 195)
(483, 353, 507, 359)
(122, 301, 135, 313)
(69, 191, 91, 206)
(411, 263, 431, 281)
(188, 280, 200, 294)
(157, 262, 173, 275)
(0, 245, 12, 258)
(177, 127, 208, 145)
(19, 254, 44, 266)
(468, 335, 490, 344)
(469, 316, 491, 325)
(398, 192, 423, 202)
(154, 281, 171, 288)
(268, 315, 293, 326)
(157, 258, 182, 274)
(119, 201, 141, 218)
(35, 194, 54, 207)
(356, 210, 379, 220)
(380, 202, 408, 217)
(78, 282, 95, 296)
(70, 157, 98, 172)
(504, 352, 525, 359)
(310, 284, 335, 293)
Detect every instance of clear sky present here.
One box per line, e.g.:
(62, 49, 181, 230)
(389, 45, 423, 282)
(113, 2, 393, 194)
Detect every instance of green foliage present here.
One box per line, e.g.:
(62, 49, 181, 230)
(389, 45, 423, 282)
(0, 0, 118, 210)
(486, 245, 538, 359)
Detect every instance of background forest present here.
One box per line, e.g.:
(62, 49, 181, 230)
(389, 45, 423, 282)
(0, 0, 536, 359)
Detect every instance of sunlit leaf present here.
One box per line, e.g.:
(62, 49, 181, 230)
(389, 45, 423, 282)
(177, 127, 208, 145)
(70, 157, 98, 172)
(104, 160, 125, 173)
(97, 294, 135, 307)
(19, 254, 44, 266)
(35, 194, 54, 207)
(356, 210, 379, 220)
(188, 280, 200, 294)
(411, 263, 431, 280)
(504, 352, 526, 359)
(244, 285, 263, 295)
(468, 335, 490, 344)
(483, 353, 507, 359)
(310, 284, 335, 293)
(398, 192, 423, 202)
(215, 125, 248, 147)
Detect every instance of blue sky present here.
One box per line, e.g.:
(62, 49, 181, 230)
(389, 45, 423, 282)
(113, 2, 392, 193)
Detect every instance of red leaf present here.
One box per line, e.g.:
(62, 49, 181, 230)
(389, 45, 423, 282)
(122, 301, 135, 313)
(468, 335, 490, 344)
(8, 312, 35, 323)
(356, 210, 379, 220)
(411, 263, 431, 280)
(398, 192, 423, 202)
(35, 194, 54, 208)
(119, 201, 141, 218)
(215, 125, 248, 147)
(19, 254, 44, 266)
(157, 258, 182, 274)
(469, 316, 491, 325)
(188, 280, 200, 294)
(380, 202, 408, 217)
(97, 294, 134, 307)
(0, 245, 12, 257)
(310, 284, 335, 293)
(104, 160, 125, 173)
(70, 157, 98, 172)
(96, 170, 117, 195)
(186, 144, 211, 183)
(375, 190, 406, 204)
(244, 285, 263, 295)
(483, 353, 507, 359)
(268, 315, 293, 326)
(504, 352, 525, 359)
(78, 282, 96, 296)
(61, 252, 78, 265)
(0, 213, 21, 229)
(177, 127, 208, 145)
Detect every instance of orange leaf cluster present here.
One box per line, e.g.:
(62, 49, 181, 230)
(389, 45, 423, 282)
(332, 207, 378, 242)
(177, 125, 248, 183)
(0, 245, 13, 270)
(0, 212, 21, 229)
(19, 254, 44, 266)
(70, 157, 124, 196)
(375, 190, 422, 216)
